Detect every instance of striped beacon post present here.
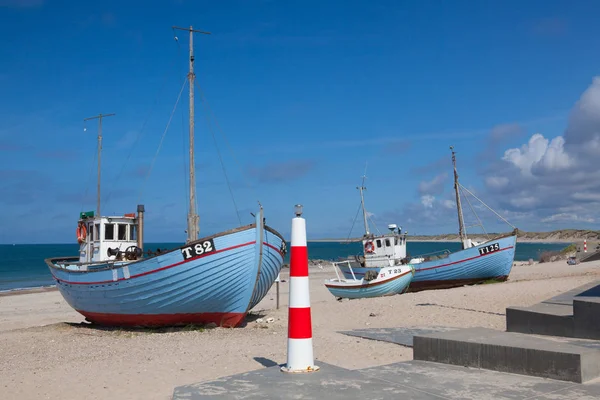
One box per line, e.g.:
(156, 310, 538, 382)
(584, 239, 587, 253)
(281, 204, 320, 373)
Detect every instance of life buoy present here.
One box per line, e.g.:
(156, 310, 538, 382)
(364, 240, 375, 254)
(76, 223, 87, 244)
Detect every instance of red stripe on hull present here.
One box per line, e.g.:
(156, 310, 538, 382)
(406, 275, 509, 293)
(53, 239, 282, 286)
(416, 246, 513, 272)
(77, 310, 247, 328)
(288, 307, 312, 339)
(290, 246, 308, 277)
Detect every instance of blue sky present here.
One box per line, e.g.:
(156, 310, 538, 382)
(2, 0, 600, 243)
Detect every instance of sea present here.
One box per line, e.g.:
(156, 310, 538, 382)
(0, 241, 568, 292)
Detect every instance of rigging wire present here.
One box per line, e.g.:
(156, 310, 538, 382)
(137, 77, 188, 204)
(195, 84, 258, 202)
(197, 84, 242, 226)
(459, 183, 516, 230)
(80, 134, 98, 212)
(345, 200, 364, 243)
(460, 185, 489, 240)
(175, 31, 190, 220)
(104, 43, 185, 208)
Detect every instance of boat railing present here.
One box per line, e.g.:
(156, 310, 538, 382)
(412, 248, 452, 260)
(331, 260, 358, 281)
(45, 256, 133, 272)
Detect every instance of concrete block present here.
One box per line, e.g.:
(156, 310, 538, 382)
(506, 303, 574, 338)
(574, 297, 600, 340)
(413, 327, 600, 383)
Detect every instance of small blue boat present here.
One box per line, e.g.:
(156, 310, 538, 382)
(338, 147, 518, 292)
(45, 26, 286, 328)
(325, 262, 414, 299)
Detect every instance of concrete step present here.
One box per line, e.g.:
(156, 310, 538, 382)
(506, 303, 574, 337)
(413, 327, 600, 383)
(506, 280, 600, 340)
(574, 297, 600, 340)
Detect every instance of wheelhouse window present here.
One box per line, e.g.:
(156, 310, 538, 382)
(395, 237, 399, 245)
(376, 239, 382, 248)
(88, 223, 94, 241)
(385, 239, 391, 247)
(118, 224, 127, 241)
(130, 225, 137, 241)
(94, 224, 100, 241)
(105, 223, 115, 240)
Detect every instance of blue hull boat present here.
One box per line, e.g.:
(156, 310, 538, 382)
(325, 263, 414, 299)
(337, 146, 518, 292)
(46, 211, 286, 328)
(45, 26, 287, 328)
(338, 233, 516, 292)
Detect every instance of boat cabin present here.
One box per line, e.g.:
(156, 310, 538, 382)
(77, 210, 143, 264)
(362, 224, 407, 268)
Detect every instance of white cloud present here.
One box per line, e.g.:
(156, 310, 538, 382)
(420, 195, 435, 208)
(442, 199, 455, 209)
(501, 133, 571, 176)
(541, 213, 595, 224)
(485, 176, 509, 189)
(482, 77, 600, 227)
(418, 173, 448, 196)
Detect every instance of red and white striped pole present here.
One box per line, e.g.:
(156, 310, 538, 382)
(584, 240, 587, 253)
(281, 204, 319, 373)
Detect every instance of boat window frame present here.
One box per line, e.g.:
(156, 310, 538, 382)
(105, 223, 115, 240)
(130, 224, 138, 241)
(117, 223, 128, 241)
(94, 223, 100, 242)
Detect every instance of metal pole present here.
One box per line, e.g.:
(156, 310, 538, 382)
(84, 113, 115, 217)
(276, 281, 280, 310)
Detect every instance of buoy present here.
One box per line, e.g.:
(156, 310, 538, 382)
(281, 205, 319, 373)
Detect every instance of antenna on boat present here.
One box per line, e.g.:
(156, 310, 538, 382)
(172, 25, 211, 243)
(84, 113, 115, 218)
(450, 146, 467, 248)
(357, 163, 370, 236)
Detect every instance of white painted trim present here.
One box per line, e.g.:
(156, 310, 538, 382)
(291, 217, 306, 247)
(289, 276, 311, 308)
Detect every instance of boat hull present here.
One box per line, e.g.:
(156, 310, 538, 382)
(338, 235, 517, 292)
(45, 218, 285, 328)
(324, 266, 414, 299)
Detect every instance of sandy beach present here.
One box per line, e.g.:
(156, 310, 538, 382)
(1, 259, 600, 400)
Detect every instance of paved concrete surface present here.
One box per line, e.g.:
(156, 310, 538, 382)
(338, 326, 457, 347)
(173, 360, 600, 399)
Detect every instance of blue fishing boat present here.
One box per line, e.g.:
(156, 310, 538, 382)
(338, 147, 518, 291)
(44, 26, 286, 328)
(324, 261, 414, 299)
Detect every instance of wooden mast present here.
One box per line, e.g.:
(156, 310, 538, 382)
(173, 25, 210, 243)
(450, 146, 467, 248)
(357, 175, 370, 236)
(84, 113, 115, 217)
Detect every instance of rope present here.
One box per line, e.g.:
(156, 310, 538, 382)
(138, 77, 188, 203)
(197, 84, 242, 225)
